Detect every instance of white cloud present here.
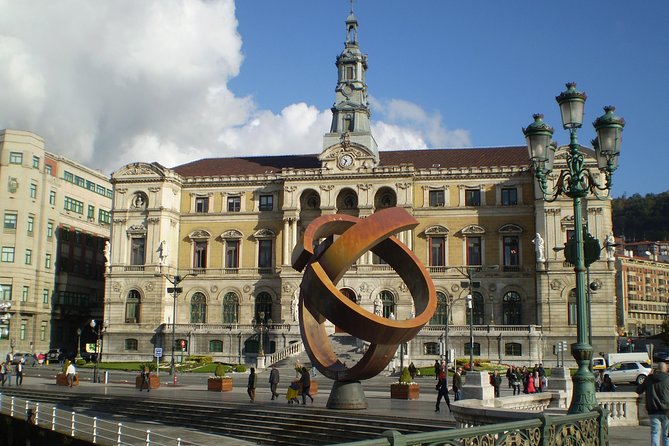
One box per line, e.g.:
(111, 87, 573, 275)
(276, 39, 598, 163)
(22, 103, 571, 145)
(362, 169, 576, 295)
(0, 1, 470, 173)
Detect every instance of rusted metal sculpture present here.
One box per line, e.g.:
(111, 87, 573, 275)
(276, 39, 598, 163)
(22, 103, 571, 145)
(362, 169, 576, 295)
(292, 207, 436, 408)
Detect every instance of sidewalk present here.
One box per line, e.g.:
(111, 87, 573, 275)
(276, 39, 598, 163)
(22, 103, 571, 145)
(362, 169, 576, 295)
(5, 371, 651, 445)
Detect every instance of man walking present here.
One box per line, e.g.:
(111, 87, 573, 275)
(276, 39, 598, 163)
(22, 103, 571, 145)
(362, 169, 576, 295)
(637, 360, 669, 446)
(452, 367, 463, 401)
(269, 364, 280, 400)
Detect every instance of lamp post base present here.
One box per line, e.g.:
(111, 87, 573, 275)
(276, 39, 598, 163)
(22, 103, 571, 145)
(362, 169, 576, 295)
(568, 342, 597, 414)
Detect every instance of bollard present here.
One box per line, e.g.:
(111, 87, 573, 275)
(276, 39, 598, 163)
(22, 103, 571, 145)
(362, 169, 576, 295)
(52, 406, 56, 430)
(146, 429, 151, 446)
(104, 370, 109, 384)
(93, 417, 98, 444)
(117, 422, 123, 445)
(71, 411, 76, 437)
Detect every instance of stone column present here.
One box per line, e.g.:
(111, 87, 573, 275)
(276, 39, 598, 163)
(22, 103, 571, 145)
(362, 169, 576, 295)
(462, 371, 495, 400)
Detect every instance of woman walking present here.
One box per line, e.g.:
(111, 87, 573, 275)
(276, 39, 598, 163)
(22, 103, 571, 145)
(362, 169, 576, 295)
(247, 367, 257, 402)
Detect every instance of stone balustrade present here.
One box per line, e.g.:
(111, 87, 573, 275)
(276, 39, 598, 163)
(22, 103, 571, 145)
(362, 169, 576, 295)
(452, 369, 643, 428)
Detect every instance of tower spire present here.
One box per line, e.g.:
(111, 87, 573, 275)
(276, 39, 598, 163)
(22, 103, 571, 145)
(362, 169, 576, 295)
(322, 8, 378, 164)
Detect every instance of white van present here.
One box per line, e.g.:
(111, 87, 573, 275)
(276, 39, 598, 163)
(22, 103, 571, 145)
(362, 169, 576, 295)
(593, 352, 650, 370)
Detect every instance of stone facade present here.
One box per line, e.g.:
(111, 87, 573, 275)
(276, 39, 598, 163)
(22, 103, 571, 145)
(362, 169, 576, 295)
(102, 12, 617, 367)
(0, 129, 111, 355)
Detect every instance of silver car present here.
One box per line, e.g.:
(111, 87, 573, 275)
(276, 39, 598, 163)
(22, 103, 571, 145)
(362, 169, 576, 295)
(605, 361, 651, 385)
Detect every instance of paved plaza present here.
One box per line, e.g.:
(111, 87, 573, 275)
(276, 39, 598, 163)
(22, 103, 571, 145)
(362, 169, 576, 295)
(1, 366, 653, 445)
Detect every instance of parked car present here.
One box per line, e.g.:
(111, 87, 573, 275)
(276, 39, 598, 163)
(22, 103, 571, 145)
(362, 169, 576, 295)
(605, 361, 651, 385)
(12, 353, 38, 366)
(653, 350, 669, 363)
(46, 348, 65, 362)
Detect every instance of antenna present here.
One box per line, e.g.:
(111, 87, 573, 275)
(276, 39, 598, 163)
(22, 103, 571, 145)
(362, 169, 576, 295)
(349, 0, 355, 13)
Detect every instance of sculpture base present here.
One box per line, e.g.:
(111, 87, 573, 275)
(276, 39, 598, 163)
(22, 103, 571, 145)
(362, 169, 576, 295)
(327, 380, 368, 410)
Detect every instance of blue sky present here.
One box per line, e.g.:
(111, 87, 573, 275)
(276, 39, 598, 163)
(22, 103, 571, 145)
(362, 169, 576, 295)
(231, 1, 668, 197)
(1, 1, 666, 197)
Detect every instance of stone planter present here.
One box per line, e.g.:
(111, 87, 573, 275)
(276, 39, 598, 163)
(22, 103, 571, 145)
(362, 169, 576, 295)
(390, 383, 420, 400)
(207, 377, 233, 392)
(56, 373, 79, 386)
(135, 374, 160, 389)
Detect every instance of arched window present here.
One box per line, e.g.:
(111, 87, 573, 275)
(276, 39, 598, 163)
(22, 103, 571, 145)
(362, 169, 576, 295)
(471, 292, 484, 325)
(505, 342, 522, 356)
(568, 288, 577, 325)
(209, 340, 223, 353)
(223, 292, 239, 324)
(255, 292, 272, 322)
(125, 290, 140, 323)
(124, 339, 138, 351)
(424, 342, 440, 355)
(502, 291, 522, 325)
(190, 292, 207, 323)
(380, 290, 395, 319)
(374, 187, 397, 209)
(430, 292, 448, 325)
(464, 342, 481, 356)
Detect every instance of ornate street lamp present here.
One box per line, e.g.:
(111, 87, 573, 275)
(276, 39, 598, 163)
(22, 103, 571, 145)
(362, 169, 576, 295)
(466, 294, 474, 371)
(523, 82, 624, 414)
(160, 273, 197, 383)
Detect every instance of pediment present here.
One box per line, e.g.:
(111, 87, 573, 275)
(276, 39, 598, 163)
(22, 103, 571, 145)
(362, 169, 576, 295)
(461, 224, 486, 235)
(113, 162, 170, 180)
(253, 228, 276, 239)
(498, 224, 523, 234)
(221, 229, 243, 239)
(188, 229, 212, 240)
(424, 225, 450, 236)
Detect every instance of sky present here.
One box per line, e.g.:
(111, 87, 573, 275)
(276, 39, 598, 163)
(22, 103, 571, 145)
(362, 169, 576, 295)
(0, 1, 667, 197)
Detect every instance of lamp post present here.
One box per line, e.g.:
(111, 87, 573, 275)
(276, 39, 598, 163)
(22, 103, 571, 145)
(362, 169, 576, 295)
(76, 328, 82, 360)
(90, 320, 106, 383)
(523, 82, 624, 414)
(253, 311, 271, 369)
(161, 273, 197, 383)
(466, 294, 474, 371)
(443, 294, 467, 368)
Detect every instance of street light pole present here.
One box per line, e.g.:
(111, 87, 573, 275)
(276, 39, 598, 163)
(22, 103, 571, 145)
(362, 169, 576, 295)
(466, 293, 473, 371)
(161, 273, 197, 384)
(523, 83, 624, 414)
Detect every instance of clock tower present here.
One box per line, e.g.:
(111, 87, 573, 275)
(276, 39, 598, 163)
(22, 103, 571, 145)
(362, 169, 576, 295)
(322, 10, 378, 169)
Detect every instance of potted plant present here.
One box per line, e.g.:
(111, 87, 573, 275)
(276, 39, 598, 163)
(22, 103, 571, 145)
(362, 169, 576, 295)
(390, 367, 420, 400)
(135, 362, 160, 389)
(56, 359, 79, 386)
(207, 363, 233, 391)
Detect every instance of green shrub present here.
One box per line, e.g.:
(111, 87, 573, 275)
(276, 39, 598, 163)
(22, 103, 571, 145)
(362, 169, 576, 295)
(75, 359, 86, 367)
(234, 364, 247, 373)
(190, 355, 213, 364)
(138, 362, 157, 372)
(399, 367, 412, 384)
(214, 363, 226, 377)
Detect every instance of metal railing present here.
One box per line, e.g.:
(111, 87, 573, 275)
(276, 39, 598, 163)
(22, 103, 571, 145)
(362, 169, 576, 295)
(0, 393, 203, 446)
(266, 340, 304, 366)
(331, 408, 608, 445)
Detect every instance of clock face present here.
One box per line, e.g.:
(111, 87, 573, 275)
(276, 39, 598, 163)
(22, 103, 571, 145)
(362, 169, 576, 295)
(342, 85, 353, 97)
(338, 154, 354, 168)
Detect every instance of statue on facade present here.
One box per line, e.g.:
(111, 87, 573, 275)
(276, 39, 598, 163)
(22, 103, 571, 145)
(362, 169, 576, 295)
(291, 295, 299, 322)
(373, 296, 382, 316)
(103, 241, 111, 265)
(605, 233, 616, 261)
(532, 233, 546, 262)
(157, 240, 169, 265)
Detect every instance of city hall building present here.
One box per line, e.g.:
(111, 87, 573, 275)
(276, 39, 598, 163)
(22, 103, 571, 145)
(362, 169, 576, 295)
(103, 12, 617, 366)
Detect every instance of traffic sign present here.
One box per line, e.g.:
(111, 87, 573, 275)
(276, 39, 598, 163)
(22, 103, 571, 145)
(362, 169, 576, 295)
(154, 347, 163, 358)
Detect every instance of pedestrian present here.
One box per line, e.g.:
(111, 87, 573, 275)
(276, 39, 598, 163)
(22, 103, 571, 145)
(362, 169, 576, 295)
(408, 362, 417, 380)
(512, 367, 522, 395)
(66, 361, 76, 387)
(533, 371, 542, 393)
(506, 367, 513, 389)
(139, 366, 150, 392)
(286, 380, 301, 404)
(435, 367, 451, 412)
(452, 367, 463, 401)
(434, 360, 440, 380)
(247, 367, 257, 402)
(5, 359, 12, 387)
(490, 370, 502, 397)
(15, 360, 23, 386)
(637, 361, 669, 446)
(526, 371, 536, 394)
(600, 374, 616, 392)
(300, 367, 313, 405)
(0, 361, 6, 386)
(595, 369, 604, 391)
(269, 364, 280, 400)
